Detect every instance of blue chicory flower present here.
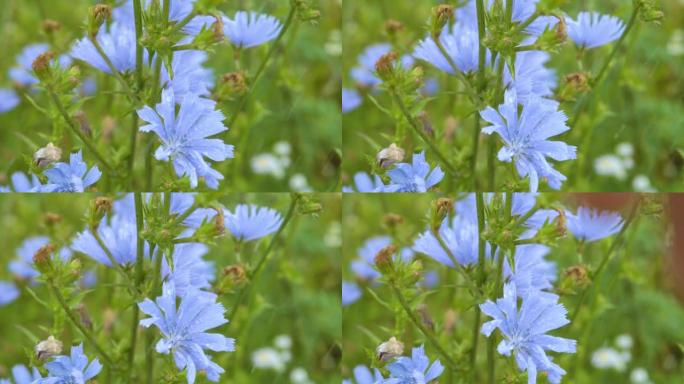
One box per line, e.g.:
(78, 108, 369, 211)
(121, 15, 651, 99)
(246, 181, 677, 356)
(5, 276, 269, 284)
(223, 204, 283, 241)
(341, 281, 362, 307)
(381, 345, 444, 384)
(0, 364, 42, 384)
(351, 236, 391, 281)
(40, 151, 101, 192)
(161, 243, 215, 298)
(34, 343, 102, 384)
(480, 89, 576, 192)
(504, 51, 556, 103)
(565, 206, 624, 243)
(342, 88, 362, 113)
(223, 11, 282, 48)
(161, 50, 214, 102)
(0, 172, 43, 192)
(342, 172, 388, 193)
(342, 365, 385, 384)
(413, 21, 485, 74)
(137, 88, 234, 189)
(350, 44, 415, 88)
(9, 236, 49, 281)
(71, 22, 137, 74)
(503, 244, 557, 300)
(138, 282, 235, 384)
(9, 43, 49, 87)
(413, 214, 480, 267)
(0, 281, 20, 306)
(385, 152, 444, 193)
(480, 283, 576, 384)
(567, 12, 625, 49)
(0, 88, 20, 113)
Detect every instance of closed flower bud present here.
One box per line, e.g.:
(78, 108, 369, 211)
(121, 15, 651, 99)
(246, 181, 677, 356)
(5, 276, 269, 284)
(220, 71, 248, 98)
(375, 52, 398, 81)
(32, 51, 56, 80)
(211, 14, 225, 43)
(374, 244, 397, 273)
(89, 197, 112, 230)
(33, 244, 55, 272)
(376, 337, 404, 362)
(432, 5, 454, 38)
(376, 143, 405, 169)
(383, 213, 404, 229)
(555, 208, 567, 237)
(563, 264, 590, 288)
(35, 335, 63, 361)
(555, 16, 568, 43)
(33, 142, 62, 168)
(223, 264, 247, 285)
(89, 5, 112, 37)
(213, 207, 226, 235)
(385, 20, 404, 37)
(42, 20, 61, 33)
(44, 212, 62, 226)
(431, 198, 453, 232)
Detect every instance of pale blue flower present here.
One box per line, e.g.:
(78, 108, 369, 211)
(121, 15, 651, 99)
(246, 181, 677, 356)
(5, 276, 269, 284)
(0, 172, 43, 192)
(565, 206, 624, 243)
(0, 281, 20, 306)
(138, 283, 235, 384)
(420, 270, 440, 289)
(223, 204, 283, 241)
(480, 284, 576, 384)
(351, 236, 391, 280)
(137, 88, 234, 189)
(505, 51, 556, 103)
(9, 43, 48, 86)
(381, 345, 444, 384)
(161, 50, 214, 102)
(342, 88, 362, 113)
(567, 12, 625, 49)
(504, 244, 557, 300)
(481, 89, 576, 192)
(343, 365, 384, 384)
(164, 193, 217, 230)
(40, 151, 101, 192)
(0, 88, 20, 113)
(342, 172, 387, 193)
(413, 214, 480, 267)
(223, 11, 282, 49)
(161, 243, 215, 298)
(414, 21, 484, 74)
(385, 152, 444, 193)
(341, 281, 362, 306)
(34, 343, 102, 384)
(71, 22, 137, 74)
(0, 364, 42, 384)
(9, 236, 49, 280)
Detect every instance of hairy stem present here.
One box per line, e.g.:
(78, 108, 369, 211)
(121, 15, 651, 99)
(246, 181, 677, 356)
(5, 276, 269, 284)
(127, 193, 145, 376)
(470, 192, 487, 373)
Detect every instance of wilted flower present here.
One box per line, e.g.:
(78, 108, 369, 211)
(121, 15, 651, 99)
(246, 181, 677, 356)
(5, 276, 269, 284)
(40, 151, 101, 192)
(567, 12, 625, 49)
(351, 236, 391, 280)
(376, 337, 404, 362)
(224, 204, 283, 241)
(35, 336, 63, 361)
(9, 43, 49, 86)
(223, 11, 282, 48)
(565, 206, 624, 243)
(34, 143, 62, 168)
(377, 143, 405, 169)
(34, 343, 102, 384)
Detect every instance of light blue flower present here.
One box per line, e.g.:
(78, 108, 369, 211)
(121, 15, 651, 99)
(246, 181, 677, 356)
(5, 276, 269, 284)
(413, 214, 480, 267)
(0, 172, 43, 192)
(164, 193, 217, 230)
(9, 236, 49, 281)
(161, 243, 215, 298)
(480, 89, 576, 192)
(565, 206, 624, 243)
(504, 244, 557, 300)
(413, 21, 485, 74)
(161, 50, 214, 102)
(342, 172, 387, 193)
(34, 343, 102, 384)
(0, 88, 20, 113)
(223, 204, 283, 241)
(567, 12, 625, 49)
(351, 236, 391, 281)
(386, 152, 444, 193)
(0, 364, 42, 384)
(9, 43, 48, 86)
(0, 281, 20, 306)
(342, 88, 362, 113)
(138, 282, 235, 384)
(71, 22, 137, 74)
(505, 51, 556, 103)
(351, 43, 391, 87)
(343, 365, 384, 384)
(223, 11, 282, 49)
(381, 345, 444, 384)
(341, 281, 362, 306)
(480, 283, 576, 384)
(40, 151, 101, 192)
(137, 88, 234, 189)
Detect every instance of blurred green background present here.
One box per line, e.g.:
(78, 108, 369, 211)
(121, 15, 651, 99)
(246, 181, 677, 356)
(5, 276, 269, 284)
(342, 193, 684, 383)
(0, 0, 342, 192)
(342, 0, 684, 192)
(0, 192, 342, 383)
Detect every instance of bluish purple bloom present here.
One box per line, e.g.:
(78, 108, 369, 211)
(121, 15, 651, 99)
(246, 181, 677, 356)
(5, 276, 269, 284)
(34, 343, 102, 384)
(114, 0, 209, 39)
(413, 21, 484, 74)
(343, 365, 384, 384)
(10, 236, 49, 280)
(565, 206, 624, 243)
(351, 43, 390, 87)
(71, 22, 137, 74)
(9, 43, 48, 86)
(420, 270, 440, 289)
(40, 151, 101, 192)
(161, 243, 215, 298)
(0, 88, 20, 113)
(481, 90, 576, 192)
(161, 50, 214, 102)
(342, 281, 362, 306)
(385, 152, 444, 193)
(137, 88, 234, 189)
(342, 88, 362, 113)
(164, 193, 217, 231)
(381, 345, 444, 384)
(504, 244, 557, 300)
(413, 214, 480, 267)
(342, 172, 387, 193)
(351, 236, 391, 280)
(0, 364, 42, 384)
(223, 204, 283, 241)
(480, 284, 576, 384)
(421, 77, 440, 96)
(567, 12, 625, 49)
(139, 282, 235, 384)
(505, 51, 556, 103)
(0, 280, 20, 306)
(223, 11, 282, 49)
(0, 172, 43, 192)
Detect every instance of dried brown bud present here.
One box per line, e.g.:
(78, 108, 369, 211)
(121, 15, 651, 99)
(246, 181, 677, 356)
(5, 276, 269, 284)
(555, 16, 567, 43)
(32, 51, 56, 79)
(221, 71, 248, 96)
(385, 19, 404, 35)
(383, 213, 404, 228)
(95, 197, 113, 216)
(374, 244, 397, 272)
(376, 143, 405, 169)
(89, 5, 112, 37)
(374, 52, 398, 80)
(213, 207, 226, 235)
(33, 244, 56, 271)
(35, 336, 63, 361)
(555, 208, 567, 237)
(564, 265, 590, 288)
(376, 337, 404, 362)
(42, 20, 62, 33)
(223, 264, 247, 285)
(44, 212, 62, 225)
(76, 304, 93, 329)
(34, 143, 62, 168)
(211, 14, 225, 42)
(433, 5, 454, 36)
(444, 309, 458, 335)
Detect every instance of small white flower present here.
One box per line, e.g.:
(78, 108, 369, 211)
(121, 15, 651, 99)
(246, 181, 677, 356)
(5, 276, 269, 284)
(591, 347, 629, 372)
(289, 174, 312, 192)
(616, 142, 634, 158)
(280, 350, 292, 363)
(667, 29, 684, 56)
(630, 367, 652, 384)
(251, 153, 286, 179)
(632, 175, 655, 192)
(275, 334, 292, 350)
(252, 347, 286, 372)
(324, 222, 342, 248)
(594, 154, 627, 181)
(290, 367, 311, 384)
(616, 334, 634, 350)
(274, 141, 292, 157)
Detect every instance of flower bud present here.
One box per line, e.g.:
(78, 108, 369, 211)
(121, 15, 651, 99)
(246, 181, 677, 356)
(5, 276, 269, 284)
(35, 336, 63, 361)
(42, 20, 62, 34)
(376, 337, 404, 362)
(89, 4, 112, 37)
(383, 213, 404, 229)
(563, 264, 590, 289)
(213, 207, 226, 235)
(431, 5, 454, 38)
(89, 197, 112, 230)
(374, 244, 397, 273)
(384, 20, 404, 37)
(555, 15, 567, 43)
(417, 303, 435, 330)
(211, 14, 225, 43)
(555, 208, 567, 237)
(374, 52, 398, 81)
(223, 264, 247, 286)
(32, 51, 56, 80)
(431, 198, 453, 232)
(376, 143, 405, 169)
(33, 244, 55, 273)
(44, 212, 62, 226)
(33, 143, 62, 168)
(219, 71, 248, 99)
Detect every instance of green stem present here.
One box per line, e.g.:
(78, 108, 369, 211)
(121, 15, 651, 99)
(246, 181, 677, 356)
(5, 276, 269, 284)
(49, 281, 115, 366)
(128, 193, 145, 376)
(128, 0, 144, 182)
(93, 231, 138, 295)
(475, 0, 487, 90)
(388, 87, 459, 176)
(470, 192, 487, 372)
(90, 38, 139, 103)
(488, 58, 506, 190)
